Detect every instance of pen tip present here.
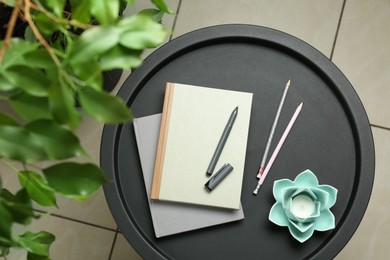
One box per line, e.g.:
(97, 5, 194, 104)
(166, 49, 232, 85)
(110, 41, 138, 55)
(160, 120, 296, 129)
(298, 102, 303, 109)
(287, 79, 291, 87)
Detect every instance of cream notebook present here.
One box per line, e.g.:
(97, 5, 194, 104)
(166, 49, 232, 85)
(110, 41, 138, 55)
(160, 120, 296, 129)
(133, 114, 244, 238)
(151, 82, 253, 209)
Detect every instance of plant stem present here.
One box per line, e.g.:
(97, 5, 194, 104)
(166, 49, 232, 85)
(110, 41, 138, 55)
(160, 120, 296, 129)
(29, 2, 92, 29)
(23, 0, 62, 68)
(23, 0, 78, 89)
(0, 0, 23, 64)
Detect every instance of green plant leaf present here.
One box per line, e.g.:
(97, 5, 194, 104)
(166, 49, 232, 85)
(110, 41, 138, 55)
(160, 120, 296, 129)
(16, 231, 55, 257)
(138, 8, 164, 23)
(0, 73, 14, 91)
(35, 13, 64, 35)
(151, 0, 173, 13)
(0, 38, 39, 68)
(118, 0, 128, 15)
(26, 119, 85, 160)
(18, 171, 57, 207)
(42, 162, 107, 200)
(0, 189, 36, 224)
(2, 0, 16, 7)
(0, 236, 13, 249)
(44, 65, 60, 83)
(68, 26, 121, 63)
(100, 45, 142, 70)
(0, 125, 47, 163)
(0, 112, 18, 126)
(71, 61, 103, 90)
(46, 0, 65, 16)
(10, 92, 51, 121)
(78, 87, 132, 124)
(24, 50, 56, 69)
(3, 66, 50, 97)
(48, 80, 81, 129)
(119, 15, 169, 50)
(27, 252, 50, 260)
(89, 0, 120, 25)
(69, 0, 91, 24)
(24, 26, 37, 43)
(0, 203, 12, 239)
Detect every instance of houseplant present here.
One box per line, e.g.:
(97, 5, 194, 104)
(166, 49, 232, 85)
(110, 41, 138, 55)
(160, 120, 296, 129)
(0, 0, 171, 258)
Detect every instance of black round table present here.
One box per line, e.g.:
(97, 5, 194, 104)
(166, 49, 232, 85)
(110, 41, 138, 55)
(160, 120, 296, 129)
(100, 25, 375, 259)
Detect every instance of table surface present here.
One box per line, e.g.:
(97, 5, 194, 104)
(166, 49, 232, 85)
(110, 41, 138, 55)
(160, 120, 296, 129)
(100, 25, 375, 260)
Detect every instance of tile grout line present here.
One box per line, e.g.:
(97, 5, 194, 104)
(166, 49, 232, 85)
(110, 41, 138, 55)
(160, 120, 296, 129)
(168, 0, 183, 41)
(330, 0, 347, 60)
(108, 228, 120, 260)
(328, 1, 390, 133)
(34, 209, 117, 232)
(371, 124, 390, 131)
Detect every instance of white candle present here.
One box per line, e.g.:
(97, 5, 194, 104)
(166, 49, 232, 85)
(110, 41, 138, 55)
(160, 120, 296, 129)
(290, 195, 315, 219)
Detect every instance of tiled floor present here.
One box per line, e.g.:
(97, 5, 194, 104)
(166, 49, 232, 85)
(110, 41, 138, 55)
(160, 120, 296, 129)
(2, 0, 390, 259)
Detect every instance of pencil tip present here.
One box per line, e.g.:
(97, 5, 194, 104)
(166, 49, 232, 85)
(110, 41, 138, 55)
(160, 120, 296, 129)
(287, 79, 291, 87)
(299, 102, 304, 108)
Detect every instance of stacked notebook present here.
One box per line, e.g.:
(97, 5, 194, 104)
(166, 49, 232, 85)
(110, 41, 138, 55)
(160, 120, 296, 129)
(133, 82, 253, 237)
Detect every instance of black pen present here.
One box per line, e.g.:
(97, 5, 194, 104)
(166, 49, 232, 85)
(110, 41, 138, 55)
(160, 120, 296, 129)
(206, 106, 238, 175)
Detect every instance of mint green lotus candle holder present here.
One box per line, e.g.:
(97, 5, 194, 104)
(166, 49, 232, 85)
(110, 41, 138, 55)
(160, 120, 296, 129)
(268, 169, 338, 243)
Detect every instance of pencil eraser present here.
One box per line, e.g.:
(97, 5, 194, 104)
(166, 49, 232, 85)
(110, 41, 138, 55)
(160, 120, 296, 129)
(205, 163, 233, 191)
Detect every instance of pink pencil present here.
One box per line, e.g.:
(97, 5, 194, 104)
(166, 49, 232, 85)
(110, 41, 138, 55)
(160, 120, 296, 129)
(253, 102, 303, 195)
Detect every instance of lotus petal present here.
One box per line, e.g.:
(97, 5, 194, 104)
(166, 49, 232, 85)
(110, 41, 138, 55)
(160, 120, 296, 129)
(269, 202, 289, 226)
(294, 170, 319, 188)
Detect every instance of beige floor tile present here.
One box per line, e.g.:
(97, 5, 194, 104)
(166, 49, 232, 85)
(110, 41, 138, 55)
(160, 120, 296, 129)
(0, 159, 22, 194)
(111, 233, 143, 260)
(7, 215, 115, 260)
(336, 127, 389, 259)
(332, 0, 390, 127)
(173, 0, 344, 57)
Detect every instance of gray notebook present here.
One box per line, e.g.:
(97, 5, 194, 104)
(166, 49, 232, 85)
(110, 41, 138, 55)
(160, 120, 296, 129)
(133, 114, 244, 238)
